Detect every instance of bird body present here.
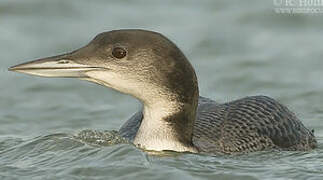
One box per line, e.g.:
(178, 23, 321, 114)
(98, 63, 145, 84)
(120, 96, 316, 154)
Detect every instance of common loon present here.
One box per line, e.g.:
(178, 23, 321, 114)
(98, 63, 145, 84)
(9, 29, 317, 154)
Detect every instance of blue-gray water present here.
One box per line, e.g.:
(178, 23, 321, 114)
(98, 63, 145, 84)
(1, 0, 323, 179)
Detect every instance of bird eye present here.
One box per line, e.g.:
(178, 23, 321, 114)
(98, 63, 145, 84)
(112, 47, 127, 59)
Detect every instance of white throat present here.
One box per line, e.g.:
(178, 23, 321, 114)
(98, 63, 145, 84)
(133, 99, 197, 153)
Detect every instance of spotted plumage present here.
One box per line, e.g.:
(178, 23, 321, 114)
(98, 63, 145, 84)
(120, 96, 317, 154)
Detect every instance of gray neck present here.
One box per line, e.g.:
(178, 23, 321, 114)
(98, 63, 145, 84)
(133, 96, 198, 153)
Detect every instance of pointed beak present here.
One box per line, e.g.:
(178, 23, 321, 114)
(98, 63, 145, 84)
(9, 54, 102, 78)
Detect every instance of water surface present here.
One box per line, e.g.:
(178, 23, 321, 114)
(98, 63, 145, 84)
(0, 0, 323, 179)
